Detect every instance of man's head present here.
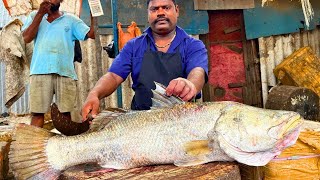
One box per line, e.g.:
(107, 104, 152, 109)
(147, 0, 179, 35)
(147, 0, 175, 6)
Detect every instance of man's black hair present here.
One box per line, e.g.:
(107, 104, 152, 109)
(147, 0, 176, 6)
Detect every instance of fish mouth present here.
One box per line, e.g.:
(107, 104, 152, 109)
(271, 113, 303, 152)
(217, 134, 281, 166)
(268, 113, 303, 140)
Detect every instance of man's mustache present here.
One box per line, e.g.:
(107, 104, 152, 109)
(153, 17, 170, 24)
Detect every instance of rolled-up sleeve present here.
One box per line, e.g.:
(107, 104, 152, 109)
(72, 16, 90, 41)
(185, 39, 209, 82)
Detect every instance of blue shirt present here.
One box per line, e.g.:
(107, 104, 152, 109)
(22, 11, 90, 80)
(109, 26, 208, 90)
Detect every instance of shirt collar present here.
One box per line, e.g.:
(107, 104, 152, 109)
(44, 11, 65, 20)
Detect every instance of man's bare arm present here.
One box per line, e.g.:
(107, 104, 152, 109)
(22, 2, 51, 43)
(81, 72, 124, 121)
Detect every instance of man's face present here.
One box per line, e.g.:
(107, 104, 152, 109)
(148, 0, 179, 35)
(46, 0, 61, 12)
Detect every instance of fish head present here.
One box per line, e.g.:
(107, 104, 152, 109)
(212, 102, 303, 166)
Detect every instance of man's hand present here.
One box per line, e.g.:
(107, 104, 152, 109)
(22, 1, 52, 43)
(81, 72, 123, 122)
(86, 12, 95, 39)
(38, 1, 51, 16)
(166, 78, 197, 101)
(81, 93, 100, 122)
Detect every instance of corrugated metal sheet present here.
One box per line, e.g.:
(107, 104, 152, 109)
(0, 62, 7, 114)
(76, 35, 133, 110)
(259, 28, 320, 106)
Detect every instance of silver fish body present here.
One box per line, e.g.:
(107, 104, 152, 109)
(9, 101, 303, 180)
(47, 102, 230, 170)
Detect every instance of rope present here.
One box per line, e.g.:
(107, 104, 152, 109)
(271, 154, 320, 162)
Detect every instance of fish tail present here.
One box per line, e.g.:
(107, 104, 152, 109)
(9, 123, 61, 180)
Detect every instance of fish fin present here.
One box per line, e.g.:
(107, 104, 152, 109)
(184, 140, 212, 156)
(152, 82, 185, 108)
(151, 97, 171, 108)
(51, 103, 89, 136)
(174, 156, 212, 167)
(9, 123, 61, 180)
(88, 110, 126, 133)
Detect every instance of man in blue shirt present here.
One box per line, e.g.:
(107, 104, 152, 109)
(81, 0, 208, 120)
(22, 0, 95, 128)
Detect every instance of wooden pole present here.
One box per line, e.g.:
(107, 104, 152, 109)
(93, 17, 105, 108)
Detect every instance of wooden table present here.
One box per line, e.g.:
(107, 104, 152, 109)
(60, 162, 240, 180)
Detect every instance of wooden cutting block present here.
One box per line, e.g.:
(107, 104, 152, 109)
(265, 85, 319, 120)
(60, 162, 241, 180)
(0, 141, 10, 180)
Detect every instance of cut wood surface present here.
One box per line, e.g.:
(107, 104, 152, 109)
(266, 85, 319, 120)
(60, 162, 240, 180)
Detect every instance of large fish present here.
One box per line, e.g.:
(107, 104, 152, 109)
(9, 84, 303, 180)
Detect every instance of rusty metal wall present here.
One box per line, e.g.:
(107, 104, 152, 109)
(0, 62, 7, 114)
(259, 28, 320, 106)
(0, 0, 9, 114)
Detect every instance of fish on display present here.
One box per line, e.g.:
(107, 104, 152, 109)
(9, 83, 303, 180)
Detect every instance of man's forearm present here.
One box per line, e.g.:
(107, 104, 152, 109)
(86, 15, 95, 39)
(22, 13, 44, 43)
(187, 67, 206, 93)
(88, 72, 123, 99)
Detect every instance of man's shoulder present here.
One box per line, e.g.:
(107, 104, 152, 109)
(126, 33, 147, 47)
(28, 10, 38, 19)
(62, 12, 81, 20)
(176, 28, 206, 54)
(176, 26, 202, 43)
